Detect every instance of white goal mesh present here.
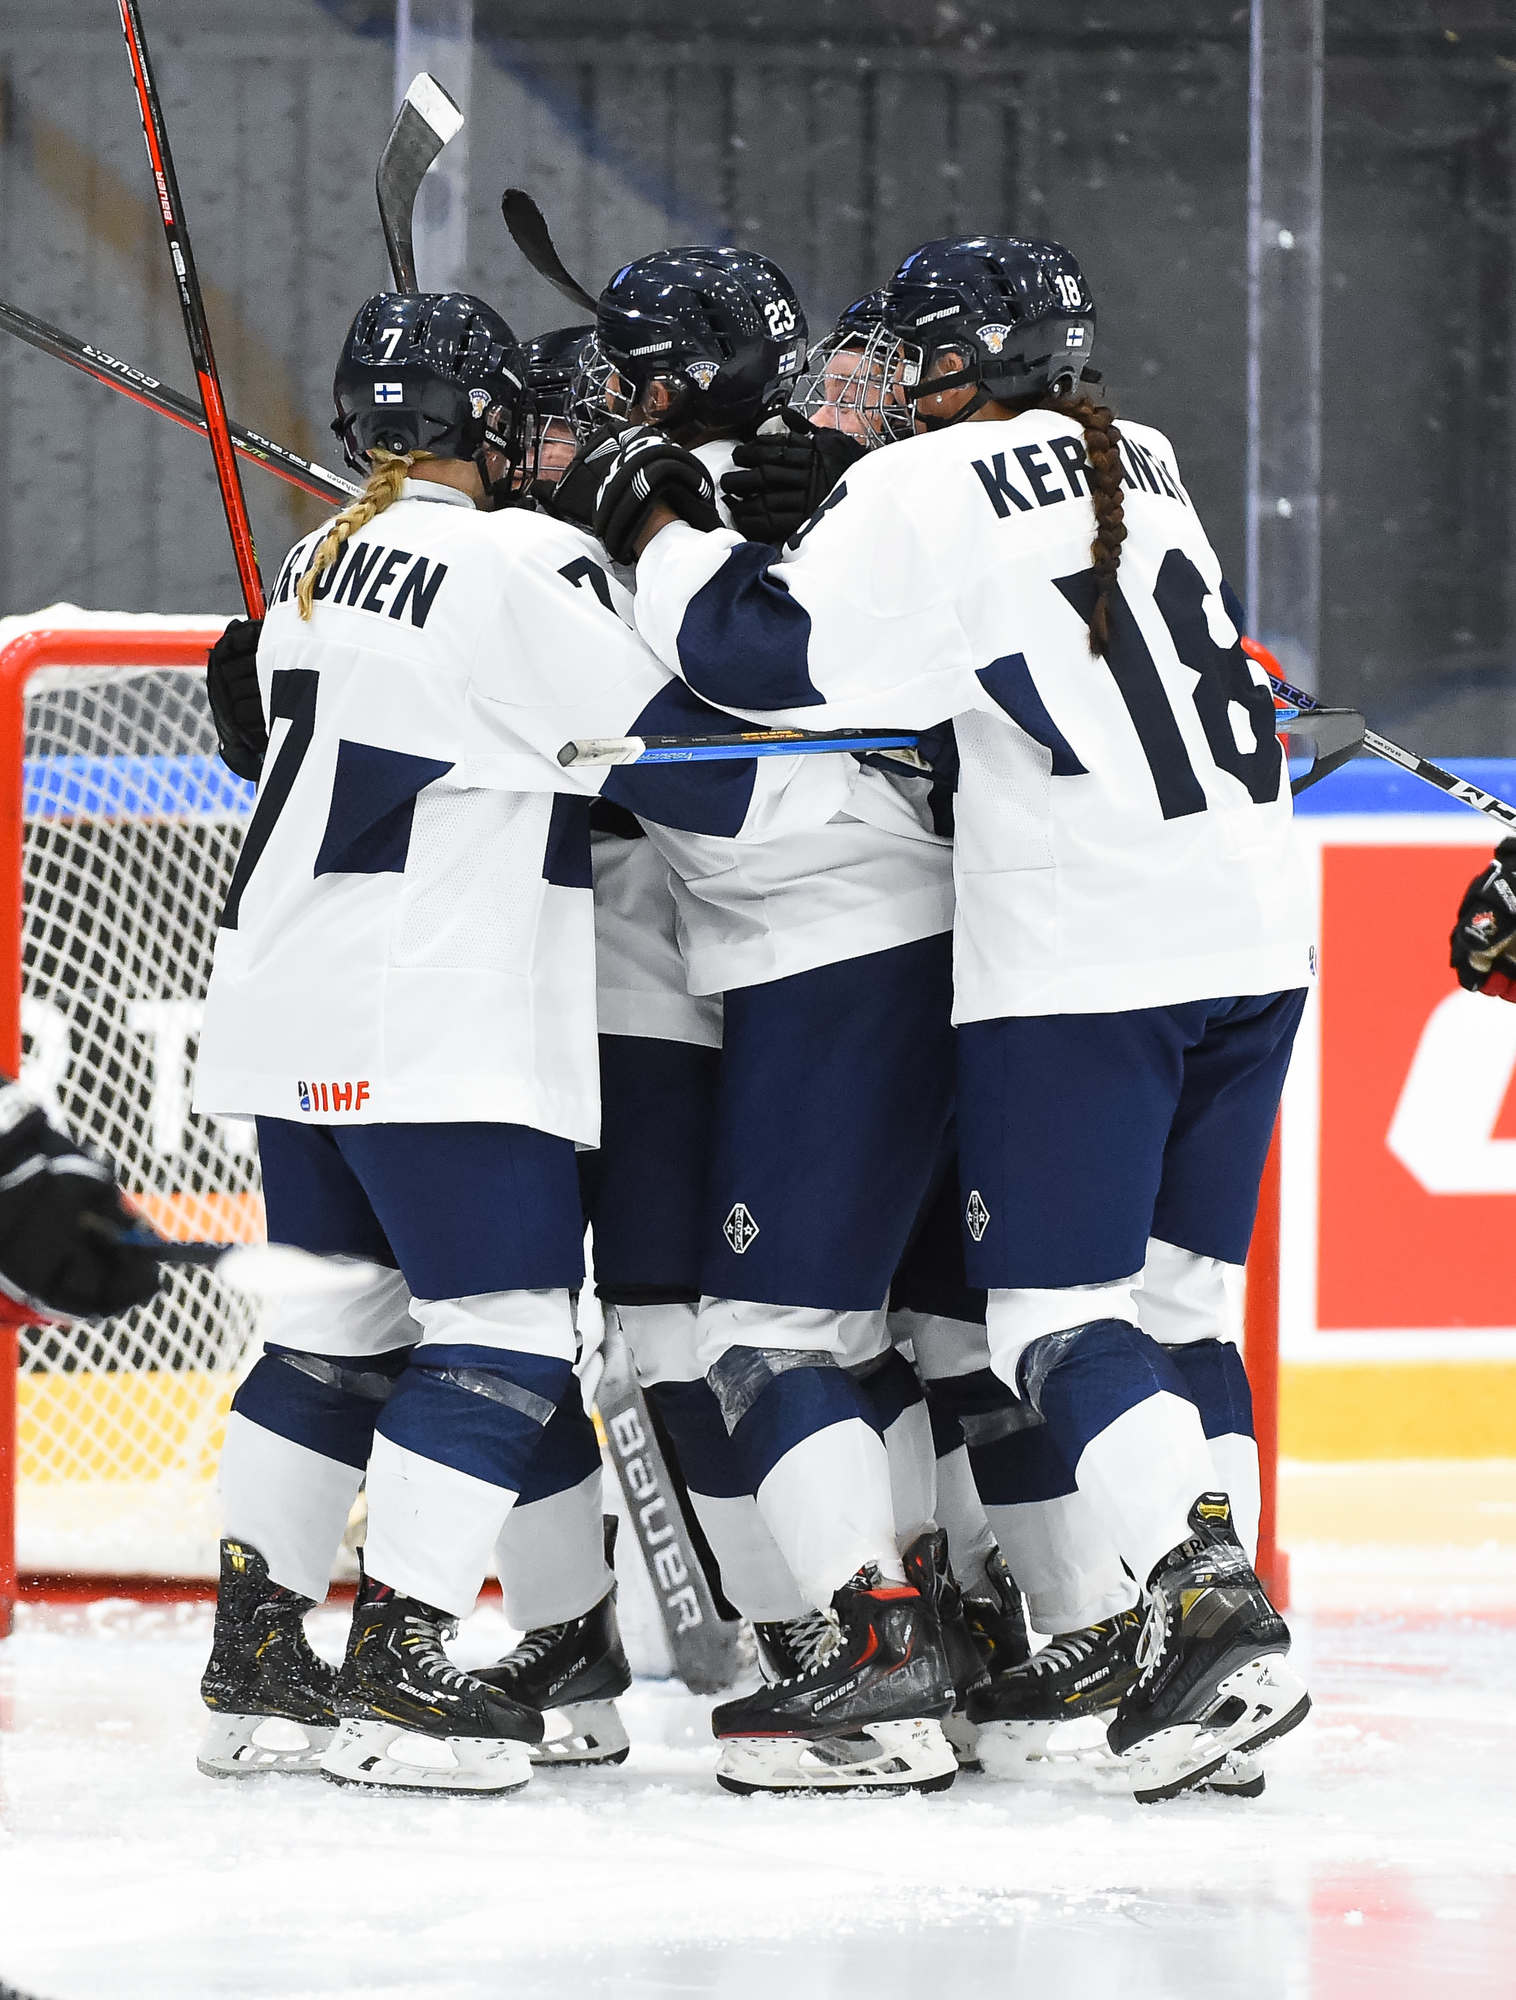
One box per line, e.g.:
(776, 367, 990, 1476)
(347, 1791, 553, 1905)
(7, 616, 259, 1578)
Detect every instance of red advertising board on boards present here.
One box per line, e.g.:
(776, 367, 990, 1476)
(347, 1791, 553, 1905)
(1318, 841, 1516, 1330)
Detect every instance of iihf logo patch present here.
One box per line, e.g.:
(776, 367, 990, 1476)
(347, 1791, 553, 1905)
(373, 381, 404, 404)
(468, 387, 491, 419)
(298, 1080, 312, 1112)
(685, 361, 720, 391)
(965, 1190, 991, 1242)
(723, 1203, 760, 1255)
(979, 324, 1012, 355)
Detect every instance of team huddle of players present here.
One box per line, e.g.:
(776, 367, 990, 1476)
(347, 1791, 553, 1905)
(164, 224, 1329, 1806)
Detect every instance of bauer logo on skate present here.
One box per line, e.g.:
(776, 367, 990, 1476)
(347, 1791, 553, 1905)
(297, 1079, 371, 1114)
(604, 1407, 706, 1633)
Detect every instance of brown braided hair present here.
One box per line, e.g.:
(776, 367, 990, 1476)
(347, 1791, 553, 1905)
(1021, 389, 1126, 657)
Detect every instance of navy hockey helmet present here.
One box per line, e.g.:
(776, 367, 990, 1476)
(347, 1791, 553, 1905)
(883, 236, 1098, 423)
(593, 246, 809, 436)
(331, 291, 531, 494)
(519, 323, 595, 418)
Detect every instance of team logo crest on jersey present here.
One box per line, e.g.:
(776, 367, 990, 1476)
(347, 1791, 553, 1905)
(723, 1203, 760, 1255)
(373, 381, 404, 404)
(978, 324, 1011, 355)
(965, 1190, 991, 1242)
(685, 361, 720, 391)
(468, 387, 491, 419)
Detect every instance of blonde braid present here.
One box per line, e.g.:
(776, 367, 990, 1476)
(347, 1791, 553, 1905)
(296, 449, 434, 620)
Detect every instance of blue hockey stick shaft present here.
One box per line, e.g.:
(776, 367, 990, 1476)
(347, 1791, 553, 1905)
(560, 729, 924, 768)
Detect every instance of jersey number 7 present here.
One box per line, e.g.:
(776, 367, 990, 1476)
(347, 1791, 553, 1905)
(220, 668, 319, 930)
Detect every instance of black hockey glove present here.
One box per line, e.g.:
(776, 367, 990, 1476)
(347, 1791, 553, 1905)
(0, 1084, 160, 1318)
(206, 617, 267, 782)
(550, 424, 720, 565)
(721, 408, 869, 545)
(1451, 838, 1516, 1000)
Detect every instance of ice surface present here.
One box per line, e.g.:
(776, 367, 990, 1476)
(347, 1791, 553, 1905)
(2, 1576, 1514, 2000)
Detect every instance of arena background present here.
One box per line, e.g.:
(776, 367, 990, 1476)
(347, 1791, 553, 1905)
(0, 0, 1513, 1551)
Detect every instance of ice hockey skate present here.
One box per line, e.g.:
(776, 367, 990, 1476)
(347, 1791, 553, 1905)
(197, 1538, 337, 1779)
(320, 1570, 543, 1795)
(712, 1566, 957, 1796)
(902, 1528, 990, 1767)
(1107, 1494, 1310, 1803)
(471, 1580, 633, 1767)
(961, 1547, 1032, 1678)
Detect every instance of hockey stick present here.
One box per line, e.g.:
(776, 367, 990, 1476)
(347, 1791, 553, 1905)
(117, 0, 263, 614)
(1244, 638, 1516, 831)
(594, 1318, 743, 1694)
(500, 189, 599, 313)
(114, 1229, 380, 1300)
(0, 297, 358, 507)
(378, 74, 465, 292)
(561, 728, 926, 768)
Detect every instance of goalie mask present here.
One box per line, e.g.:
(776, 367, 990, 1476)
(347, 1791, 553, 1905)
(331, 291, 532, 504)
(881, 235, 1099, 428)
(593, 246, 809, 436)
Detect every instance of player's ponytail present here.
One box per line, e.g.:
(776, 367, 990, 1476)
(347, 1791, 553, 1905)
(1039, 390, 1126, 658)
(296, 449, 433, 621)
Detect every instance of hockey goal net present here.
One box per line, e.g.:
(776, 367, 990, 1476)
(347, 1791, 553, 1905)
(0, 615, 260, 1631)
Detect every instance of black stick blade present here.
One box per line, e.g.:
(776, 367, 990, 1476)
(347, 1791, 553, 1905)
(501, 188, 599, 312)
(377, 73, 464, 292)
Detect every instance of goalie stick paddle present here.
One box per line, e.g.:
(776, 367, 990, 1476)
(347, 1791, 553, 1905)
(378, 74, 465, 292)
(1243, 637, 1516, 832)
(0, 296, 358, 507)
(595, 1318, 744, 1695)
(500, 189, 599, 312)
(117, 0, 264, 615)
(561, 728, 926, 768)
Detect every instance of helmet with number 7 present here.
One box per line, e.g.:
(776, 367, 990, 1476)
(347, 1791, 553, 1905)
(882, 235, 1098, 424)
(593, 246, 809, 435)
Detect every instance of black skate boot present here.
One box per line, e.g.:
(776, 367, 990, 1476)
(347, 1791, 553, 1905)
(320, 1569, 543, 1795)
(753, 1606, 842, 1683)
(961, 1549, 1032, 1679)
(902, 1530, 990, 1769)
(1107, 1493, 1310, 1803)
(968, 1605, 1144, 1778)
(197, 1538, 337, 1779)
(712, 1567, 957, 1796)
(472, 1581, 633, 1767)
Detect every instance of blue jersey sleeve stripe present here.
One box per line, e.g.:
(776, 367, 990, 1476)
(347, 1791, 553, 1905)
(675, 542, 825, 713)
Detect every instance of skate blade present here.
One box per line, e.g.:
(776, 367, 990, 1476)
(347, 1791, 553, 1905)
(715, 1718, 958, 1797)
(1198, 1751, 1266, 1799)
(978, 1718, 1267, 1800)
(319, 1718, 533, 1795)
(530, 1700, 631, 1768)
(196, 1712, 334, 1779)
(1120, 1653, 1310, 1804)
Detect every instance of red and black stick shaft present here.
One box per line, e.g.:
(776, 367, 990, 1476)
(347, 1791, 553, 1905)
(117, 0, 265, 615)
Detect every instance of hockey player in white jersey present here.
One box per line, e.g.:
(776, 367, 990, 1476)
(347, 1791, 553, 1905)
(598, 233, 1314, 1801)
(560, 246, 970, 1794)
(190, 289, 732, 1794)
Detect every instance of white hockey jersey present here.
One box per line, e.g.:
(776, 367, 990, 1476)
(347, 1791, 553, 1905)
(192, 482, 806, 1140)
(633, 412, 1314, 1020)
(626, 440, 956, 996)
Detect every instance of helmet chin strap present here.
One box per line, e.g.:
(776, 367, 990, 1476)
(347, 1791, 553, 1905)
(903, 352, 991, 431)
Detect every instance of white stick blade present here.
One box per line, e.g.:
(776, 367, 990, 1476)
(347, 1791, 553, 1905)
(404, 72, 464, 146)
(212, 1244, 379, 1300)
